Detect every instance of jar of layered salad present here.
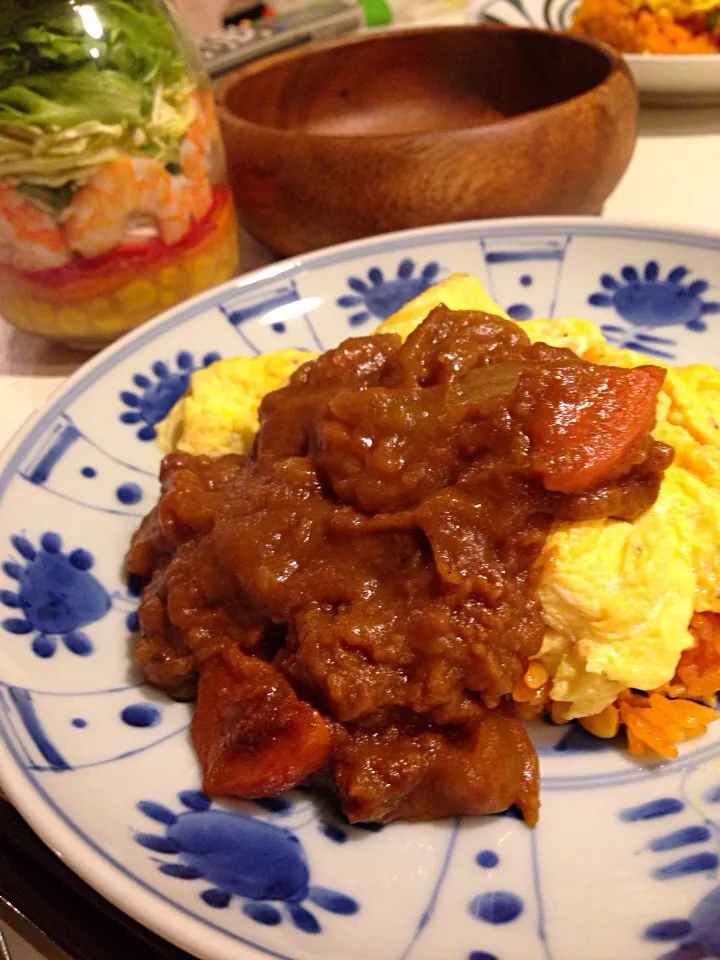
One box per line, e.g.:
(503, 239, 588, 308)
(0, 0, 239, 347)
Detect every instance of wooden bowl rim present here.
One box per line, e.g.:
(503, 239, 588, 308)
(216, 24, 636, 143)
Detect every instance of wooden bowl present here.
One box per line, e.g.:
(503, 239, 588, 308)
(216, 26, 638, 256)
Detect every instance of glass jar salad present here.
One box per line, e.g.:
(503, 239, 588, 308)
(0, 0, 239, 347)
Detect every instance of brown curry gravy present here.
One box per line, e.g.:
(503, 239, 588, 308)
(127, 309, 671, 824)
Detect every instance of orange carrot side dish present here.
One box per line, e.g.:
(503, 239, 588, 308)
(569, 0, 720, 53)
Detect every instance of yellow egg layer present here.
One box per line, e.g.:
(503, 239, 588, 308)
(156, 349, 312, 457)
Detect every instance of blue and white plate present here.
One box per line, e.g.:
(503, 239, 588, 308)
(466, 0, 720, 106)
(1, 217, 720, 960)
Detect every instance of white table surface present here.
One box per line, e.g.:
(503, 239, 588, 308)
(0, 99, 719, 960)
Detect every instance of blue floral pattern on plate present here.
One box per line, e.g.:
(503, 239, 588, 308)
(587, 262, 720, 359)
(120, 351, 221, 441)
(136, 791, 360, 933)
(628, 774, 720, 959)
(1, 532, 110, 658)
(337, 259, 441, 325)
(589, 262, 720, 329)
(0, 220, 719, 960)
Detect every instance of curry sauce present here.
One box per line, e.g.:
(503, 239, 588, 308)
(127, 309, 671, 824)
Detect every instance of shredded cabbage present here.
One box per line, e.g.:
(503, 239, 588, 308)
(0, 0, 198, 191)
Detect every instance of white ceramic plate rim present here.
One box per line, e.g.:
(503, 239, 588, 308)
(3, 215, 720, 960)
(624, 52, 720, 61)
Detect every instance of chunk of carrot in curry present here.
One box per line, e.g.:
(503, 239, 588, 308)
(529, 363, 665, 495)
(192, 651, 331, 798)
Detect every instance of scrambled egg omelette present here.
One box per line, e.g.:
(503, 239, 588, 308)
(157, 275, 720, 733)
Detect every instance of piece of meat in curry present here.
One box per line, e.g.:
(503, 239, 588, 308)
(126, 308, 671, 825)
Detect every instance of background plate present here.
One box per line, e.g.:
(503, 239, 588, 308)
(1, 217, 720, 960)
(467, 0, 720, 105)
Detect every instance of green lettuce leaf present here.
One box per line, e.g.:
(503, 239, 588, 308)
(0, 67, 145, 128)
(0, 0, 191, 127)
(0, 0, 201, 185)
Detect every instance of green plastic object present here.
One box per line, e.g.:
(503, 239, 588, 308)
(357, 0, 393, 25)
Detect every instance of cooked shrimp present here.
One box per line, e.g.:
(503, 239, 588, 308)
(0, 186, 70, 271)
(187, 176, 213, 222)
(65, 157, 194, 259)
(180, 94, 213, 182)
(179, 93, 214, 222)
